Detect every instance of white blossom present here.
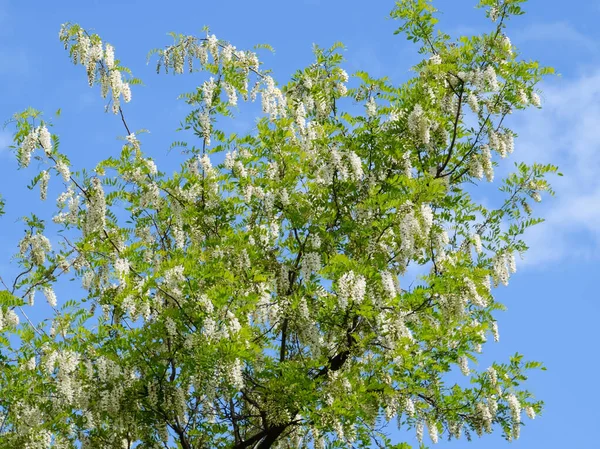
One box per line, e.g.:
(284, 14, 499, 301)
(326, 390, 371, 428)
(492, 253, 510, 286)
(420, 203, 434, 235)
(40, 170, 50, 200)
(501, 35, 512, 54)
(39, 126, 52, 155)
(82, 270, 95, 290)
(381, 271, 397, 299)
(296, 102, 307, 131)
(472, 233, 483, 254)
(348, 151, 364, 181)
(4, 309, 19, 327)
(114, 258, 130, 282)
(481, 145, 494, 182)
(508, 251, 517, 273)
(337, 271, 366, 308)
(43, 286, 57, 308)
(56, 160, 71, 182)
(202, 77, 217, 108)
(467, 92, 479, 113)
(19, 127, 39, 167)
(25, 356, 36, 370)
(300, 252, 321, 280)
(408, 104, 430, 145)
(122, 82, 132, 103)
(428, 419, 439, 444)
(105, 43, 115, 69)
(84, 177, 106, 235)
(230, 358, 244, 390)
(507, 393, 522, 439)
(477, 402, 493, 433)
(458, 356, 470, 376)
(492, 321, 500, 342)
(429, 54, 442, 65)
(366, 97, 377, 118)
(404, 397, 415, 417)
(525, 406, 536, 420)
(484, 65, 499, 91)
(517, 89, 528, 105)
(416, 420, 424, 443)
(224, 82, 238, 106)
(464, 277, 486, 307)
(488, 366, 498, 385)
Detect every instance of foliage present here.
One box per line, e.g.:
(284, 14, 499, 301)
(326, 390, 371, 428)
(0, 0, 557, 448)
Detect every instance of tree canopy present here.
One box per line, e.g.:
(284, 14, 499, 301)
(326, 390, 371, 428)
(0, 0, 557, 448)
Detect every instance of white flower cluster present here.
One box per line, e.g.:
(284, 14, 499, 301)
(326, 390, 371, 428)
(467, 92, 479, 113)
(18, 125, 53, 168)
(427, 419, 439, 444)
(39, 170, 50, 200)
(380, 271, 398, 299)
(0, 308, 19, 330)
(507, 393, 521, 439)
(458, 356, 470, 376)
(24, 356, 36, 371)
(84, 178, 106, 235)
(39, 126, 52, 155)
(472, 233, 483, 254)
(202, 77, 217, 108)
(19, 233, 52, 265)
(484, 66, 499, 91)
(407, 104, 431, 145)
(316, 147, 364, 185)
(224, 82, 237, 106)
(416, 420, 424, 443)
(114, 258, 130, 283)
(336, 271, 366, 309)
(492, 251, 516, 287)
(429, 54, 442, 65)
(492, 321, 500, 342)
(53, 186, 80, 225)
(261, 75, 286, 120)
(164, 265, 186, 297)
(59, 25, 132, 113)
(55, 160, 71, 182)
(230, 358, 244, 390)
(525, 406, 536, 420)
(398, 202, 424, 255)
(487, 366, 498, 386)
(489, 130, 514, 158)
(476, 401, 494, 434)
(464, 277, 487, 307)
(469, 145, 494, 182)
(366, 97, 377, 118)
(43, 286, 57, 308)
(300, 252, 321, 281)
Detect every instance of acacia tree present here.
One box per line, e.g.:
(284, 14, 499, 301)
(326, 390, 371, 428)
(0, 0, 557, 447)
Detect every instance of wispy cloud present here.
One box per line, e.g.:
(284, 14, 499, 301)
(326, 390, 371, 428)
(513, 70, 600, 266)
(514, 21, 597, 53)
(0, 130, 11, 151)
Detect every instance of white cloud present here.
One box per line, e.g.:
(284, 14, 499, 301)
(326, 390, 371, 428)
(512, 70, 600, 266)
(514, 21, 597, 54)
(0, 130, 11, 153)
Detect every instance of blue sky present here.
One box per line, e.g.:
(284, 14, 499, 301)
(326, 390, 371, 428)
(0, 0, 598, 447)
